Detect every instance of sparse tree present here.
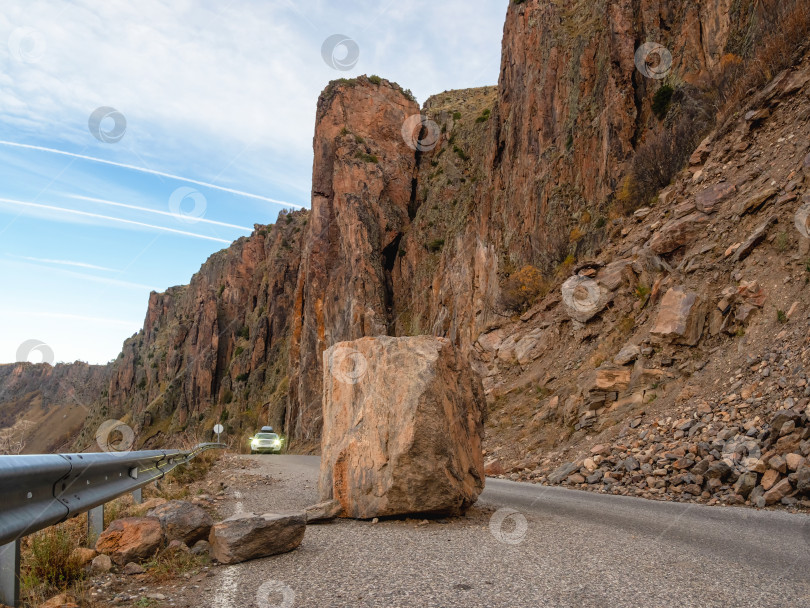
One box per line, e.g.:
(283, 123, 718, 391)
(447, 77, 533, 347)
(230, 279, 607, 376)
(500, 265, 547, 313)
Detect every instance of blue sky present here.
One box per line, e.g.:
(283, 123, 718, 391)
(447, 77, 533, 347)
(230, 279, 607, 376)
(0, 0, 507, 365)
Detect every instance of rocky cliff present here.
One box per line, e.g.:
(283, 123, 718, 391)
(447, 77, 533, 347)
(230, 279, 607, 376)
(486, 0, 731, 261)
(287, 79, 420, 442)
(71, 212, 309, 449)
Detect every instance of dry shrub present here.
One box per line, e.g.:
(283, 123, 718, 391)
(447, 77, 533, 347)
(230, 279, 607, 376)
(538, 208, 574, 274)
(618, 0, 810, 213)
(500, 265, 547, 312)
(625, 113, 708, 211)
(713, 53, 746, 108)
(22, 527, 84, 592)
(104, 493, 137, 527)
(633, 81, 715, 211)
(168, 449, 219, 486)
(719, 0, 810, 118)
(145, 548, 210, 582)
(569, 226, 584, 243)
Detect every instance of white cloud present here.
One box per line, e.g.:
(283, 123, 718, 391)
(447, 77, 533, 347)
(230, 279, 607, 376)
(0, 140, 304, 208)
(1, 258, 161, 291)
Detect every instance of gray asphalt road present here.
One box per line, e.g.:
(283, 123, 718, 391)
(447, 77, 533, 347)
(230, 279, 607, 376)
(209, 455, 810, 608)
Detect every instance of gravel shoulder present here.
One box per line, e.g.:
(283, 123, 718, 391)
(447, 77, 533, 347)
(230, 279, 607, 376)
(202, 455, 810, 608)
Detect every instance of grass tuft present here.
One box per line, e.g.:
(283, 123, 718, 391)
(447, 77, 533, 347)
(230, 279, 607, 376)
(21, 526, 85, 601)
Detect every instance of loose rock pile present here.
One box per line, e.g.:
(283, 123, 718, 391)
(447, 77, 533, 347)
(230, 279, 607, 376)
(94, 498, 305, 569)
(479, 60, 810, 513)
(519, 340, 810, 509)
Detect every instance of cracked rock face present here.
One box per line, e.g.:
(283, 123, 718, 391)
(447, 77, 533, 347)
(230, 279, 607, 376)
(319, 336, 486, 519)
(651, 287, 707, 346)
(287, 78, 420, 442)
(0, 0, 752, 456)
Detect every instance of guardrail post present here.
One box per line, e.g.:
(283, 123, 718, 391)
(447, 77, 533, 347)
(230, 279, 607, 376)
(87, 505, 104, 546)
(0, 539, 20, 607)
(132, 487, 143, 504)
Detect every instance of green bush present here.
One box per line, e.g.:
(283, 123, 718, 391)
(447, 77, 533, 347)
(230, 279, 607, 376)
(452, 111, 462, 120)
(775, 232, 789, 252)
(475, 108, 491, 123)
(635, 284, 651, 301)
(652, 85, 674, 119)
(355, 151, 379, 163)
(427, 238, 445, 253)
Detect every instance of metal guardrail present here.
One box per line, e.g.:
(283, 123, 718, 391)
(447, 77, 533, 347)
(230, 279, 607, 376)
(0, 443, 224, 606)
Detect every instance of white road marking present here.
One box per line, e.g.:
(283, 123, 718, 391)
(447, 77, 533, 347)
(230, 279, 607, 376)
(212, 565, 240, 608)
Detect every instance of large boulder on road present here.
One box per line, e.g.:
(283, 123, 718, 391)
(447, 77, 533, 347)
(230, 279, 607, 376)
(208, 512, 305, 564)
(319, 336, 486, 519)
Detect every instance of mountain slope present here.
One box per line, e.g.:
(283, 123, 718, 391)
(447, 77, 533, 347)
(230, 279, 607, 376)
(1, 0, 808, 515)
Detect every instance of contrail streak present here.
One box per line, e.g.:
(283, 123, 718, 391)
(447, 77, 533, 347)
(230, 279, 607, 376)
(68, 194, 253, 231)
(0, 140, 306, 209)
(12, 255, 116, 271)
(0, 197, 233, 244)
(0, 310, 137, 327)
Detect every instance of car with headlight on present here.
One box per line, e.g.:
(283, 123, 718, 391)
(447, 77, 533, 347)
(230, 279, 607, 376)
(250, 432, 283, 454)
